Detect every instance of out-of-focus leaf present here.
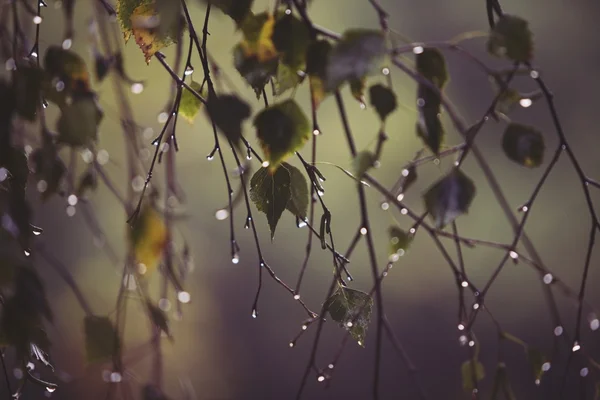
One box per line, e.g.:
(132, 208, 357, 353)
(399, 165, 417, 194)
(305, 40, 331, 109)
(146, 301, 172, 340)
(526, 347, 546, 382)
(179, 81, 206, 123)
(204, 94, 251, 147)
(324, 29, 386, 92)
(253, 99, 310, 171)
(272, 13, 310, 68)
(352, 150, 376, 179)
(461, 360, 485, 392)
(416, 48, 448, 89)
(14, 64, 43, 121)
(423, 168, 476, 229)
(388, 226, 412, 257)
(494, 86, 521, 115)
(349, 78, 366, 106)
(369, 84, 397, 122)
(285, 163, 308, 220)
(84, 316, 120, 364)
(56, 92, 103, 147)
(324, 287, 373, 346)
(273, 62, 301, 96)
(416, 84, 444, 154)
(30, 146, 67, 201)
(502, 123, 544, 168)
(43, 46, 91, 107)
(234, 43, 278, 97)
(491, 363, 516, 400)
(94, 52, 111, 82)
(487, 14, 534, 63)
(249, 165, 291, 240)
(130, 2, 177, 63)
(199, 0, 253, 25)
(129, 202, 168, 274)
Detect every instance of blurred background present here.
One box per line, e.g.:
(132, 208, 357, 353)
(10, 0, 600, 399)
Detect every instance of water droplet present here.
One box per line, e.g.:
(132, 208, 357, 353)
(458, 324, 464, 331)
(519, 205, 529, 213)
(543, 273, 553, 284)
(293, 294, 300, 300)
(302, 324, 307, 330)
(33, 15, 43, 24)
(580, 367, 589, 377)
(416, 98, 425, 107)
(359, 103, 366, 110)
(382, 67, 390, 75)
(401, 169, 409, 177)
(535, 378, 540, 386)
(67, 194, 78, 206)
(459, 335, 468, 346)
(130, 82, 144, 94)
(160, 142, 170, 153)
(184, 66, 194, 76)
(62, 38, 72, 50)
(389, 253, 400, 262)
(530, 70, 539, 79)
(468, 340, 475, 347)
(131, 176, 145, 192)
(288, 342, 294, 348)
(473, 303, 480, 310)
(360, 227, 367, 235)
(215, 209, 229, 220)
(285, 8, 292, 14)
(461, 281, 468, 288)
(346, 321, 353, 327)
(572, 342, 581, 352)
(357, 340, 362, 346)
(137, 263, 147, 275)
(554, 325, 563, 336)
(400, 208, 408, 215)
(381, 202, 389, 210)
(519, 98, 533, 108)
(26, 362, 35, 371)
(46, 386, 56, 393)
(412, 45, 424, 54)
(206, 155, 214, 161)
(317, 375, 325, 382)
(409, 228, 416, 234)
(313, 129, 320, 136)
(4, 58, 15, 71)
(157, 112, 169, 123)
(509, 251, 519, 260)
(232, 254, 239, 264)
(590, 317, 599, 331)
(158, 298, 171, 311)
(97, 149, 109, 165)
(262, 161, 270, 168)
(542, 362, 551, 372)
(110, 372, 122, 383)
(251, 309, 257, 318)
(13, 368, 23, 379)
(177, 291, 191, 304)
(55, 80, 65, 92)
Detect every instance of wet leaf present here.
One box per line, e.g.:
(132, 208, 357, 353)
(416, 84, 444, 154)
(416, 48, 448, 89)
(272, 13, 311, 68)
(84, 316, 120, 364)
(200, 0, 253, 25)
(388, 226, 412, 256)
(14, 64, 43, 121)
(56, 92, 103, 147)
(324, 29, 386, 92)
(204, 94, 251, 147)
(179, 81, 206, 123)
(285, 163, 309, 220)
(233, 43, 278, 96)
(324, 287, 373, 346)
(487, 14, 534, 63)
(116, 0, 154, 42)
(461, 360, 485, 392)
(502, 123, 544, 168)
(526, 347, 546, 382)
(369, 84, 397, 122)
(249, 166, 290, 239)
(129, 202, 168, 274)
(253, 99, 310, 171)
(131, 2, 176, 64)
(146, 301, 172, 340)
(423, 168, 476, 229)
(352, 150, 376, 179)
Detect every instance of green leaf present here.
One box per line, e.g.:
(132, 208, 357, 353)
(56, 92, 103, 147)
(399, 165, 417, 194)
(416, 48, 448, 89)
(526, 347, 546, 382)
(272, 13, 311, 68)
(253, 99, 310, 171)
(116, 0, 154, 41)
(416, 83, 444, 155)
(146, 301, 172, 340)
(273, 62, 301, 96)
(14, 64, 43, 121)
(324, 29, 386, 92)
(494, 86, 522, 115)
(502, 123, 545, 168)
(369, 84, 397, 122)
(204, 94, 251, 148)
(179, 81, 205, 123)
(305, 40, 332, 108)
(324, 287, 373, 346)
(388, 226, 412, 257)
(233, 43, 278, 97)
(43, 46, 91, 107)
(84, 316, 120, 364)
(285, 163, 309, 220)
(352, 150, 376, 179)
(487, 14, 534, 63)
(249, 166, 291, 240)
(200, 0, 253, 25)
(461, 360, 485, 392)
(423, 168, 476, 229)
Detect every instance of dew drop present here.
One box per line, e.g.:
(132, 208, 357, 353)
(400, 208, 408, 215)
(381, 202, 389, 210)
(137, 263, 147, 275)
(232, 254, 239, 264)
(46, 386, 56, 393)
(110, 372, 122, 383)
(285, 8, 292, 14)
(519, 98, 533, 108)
(177, 291, 191, 304)
(458, 323, 465, 331)
(317, 375, 325, 382)
(535, 379, 540, 386)
(131, 82, 144, 94)
(55, 80, 65, 92)
(157, 112, 168, 123)
(262, 161, 270, 168)
(396, 193, 404, 202)
(67, 194, 78, 206)
(416, 98, 425, 107)
(388, 253, 400, 262)
(572, 342, 581, 352)
(158, 298, 171, 311)
(580, 367, 589, 377)
(288, 342, 295, 348)
(26, 362, 35, 371)
(97, 149, 109, 165)
(468, 340, 475, 347)
(346, 321, 353, 328)
(461, 281, 468, 288)
(251, 309, 257, 318)
(519, 205, 529, 213)
(543, 273, 553, 285)
(184, 66, 194, 76)
(360, 227, 367, 235)
(412, 45, 424, 54)
(328, 364, 334, 369)
(293, 294, 300, 300)
(131, 175, 145, 192)
(472, 303, 480, 310)
(13, 368, 23, 379)
(554, 325, 563, 336)
(530, 70, 539, 79)
(509, 251, 519, 260)
(382, 67, 390, 75)
(542, 362, 551, 372)
(590, 317, 599, 331)
(459, 335, 468, 346)
(302, 324, 308, 330)
(33, 15, 43, 24)
(62, 38, 72, 49)
(206, 155, 214, 161)
(66, 205, 76, 217)
(313, 129, 320, 136)
(359, 103, 366, 110)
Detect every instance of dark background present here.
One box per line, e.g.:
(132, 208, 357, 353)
(10, 0, 600, 399)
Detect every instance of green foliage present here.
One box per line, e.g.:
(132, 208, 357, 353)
(84, 316, 120, 364)
(56, 93, 104, 147)
(502, 123, 545, 168)
(253, 99, 310, 171)
(272, 13, 311, 69)
(461, 359, 485, 392)
(487, 15, 534, 63)
(423, 168, 476, 229)
(352, 150, 376, 179)
(324, 286, 373, 346)
(204, 94, 251, 148)
(200, 0, 253, 25)
(250, 163, 309, 239)
(416, 48, 449, 89)
(368, 84, 397, 122)
(388, 226, 412, 257)
(179, 81, 206, 123)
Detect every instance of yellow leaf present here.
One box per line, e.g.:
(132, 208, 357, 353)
(129, 204, 167, 275)
(239, 12, 278, 63)
(309, 75, 325, 110)
(130, 3, 168, 64)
